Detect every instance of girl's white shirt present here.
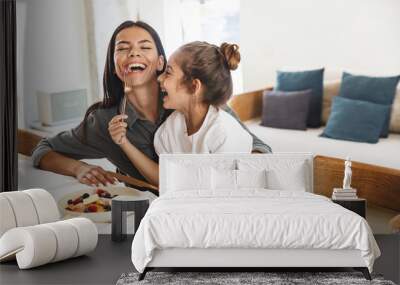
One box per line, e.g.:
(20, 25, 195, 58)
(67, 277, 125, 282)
(154, 105, 253, 154)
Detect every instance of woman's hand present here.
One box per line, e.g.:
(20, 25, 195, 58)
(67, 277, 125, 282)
(74, 162, 117, 186)
(108, 114, 128, 145)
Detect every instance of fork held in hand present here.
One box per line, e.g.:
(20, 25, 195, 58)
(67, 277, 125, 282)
(118, 72, 129, 145)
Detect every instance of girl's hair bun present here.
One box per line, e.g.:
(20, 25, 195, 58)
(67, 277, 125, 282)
(219, 42, 241, 70)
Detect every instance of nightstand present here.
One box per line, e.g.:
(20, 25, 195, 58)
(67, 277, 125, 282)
(332, 198, 366, 218)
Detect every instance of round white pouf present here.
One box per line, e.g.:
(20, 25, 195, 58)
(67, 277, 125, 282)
(24, 188, 60, 223)
(0, 189, 60, 238)
(0, 218, 98, 269)
(0, 192, 39, 227)
(0, 225, 57, 269)
(42, 221, 79, 262)
(0, 196, 17, 237)
(64, 218, 98, 257)
(0, 189, 98, 269)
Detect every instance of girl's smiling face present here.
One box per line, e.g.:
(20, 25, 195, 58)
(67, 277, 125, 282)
(158, 51, 193, 110)
(114, 26, 164, 88)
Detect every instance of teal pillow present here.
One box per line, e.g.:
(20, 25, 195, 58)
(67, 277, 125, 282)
(276, 68, 324, 128)
(339, 72, 400, 137)
(321, 96, 390, 144)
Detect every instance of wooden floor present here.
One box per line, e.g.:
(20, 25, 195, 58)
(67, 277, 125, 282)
(0, 234, 398, 285)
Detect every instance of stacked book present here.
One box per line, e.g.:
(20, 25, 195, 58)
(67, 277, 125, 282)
(332, 188, 358, 200)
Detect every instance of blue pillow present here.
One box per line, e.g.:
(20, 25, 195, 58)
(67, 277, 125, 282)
(339, 72, 400, 137)
(276, 68, 324, 128)
(321, 96, 390, 143)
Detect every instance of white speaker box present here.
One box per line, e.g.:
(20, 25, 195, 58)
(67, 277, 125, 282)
(37, 89, 88, 126)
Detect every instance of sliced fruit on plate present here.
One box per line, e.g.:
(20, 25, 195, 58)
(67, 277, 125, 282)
(83, 194, 100, 205)
(87, 204, 98, 212)
(67, 203, 85, 212)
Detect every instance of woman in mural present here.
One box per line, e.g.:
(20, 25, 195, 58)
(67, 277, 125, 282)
(32, 21, 271, 191)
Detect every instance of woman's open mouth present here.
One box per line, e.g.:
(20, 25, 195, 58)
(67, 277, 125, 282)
(124, 63, 147, 74)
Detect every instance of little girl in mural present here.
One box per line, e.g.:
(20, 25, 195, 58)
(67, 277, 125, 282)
(108, 41, 252, 186)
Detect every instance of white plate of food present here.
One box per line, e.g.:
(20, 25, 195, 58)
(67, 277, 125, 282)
(58, 186, 149, 223)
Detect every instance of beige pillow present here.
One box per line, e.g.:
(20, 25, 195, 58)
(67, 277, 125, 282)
(389, 89, 400, 133)
(321, 81, 341, 125)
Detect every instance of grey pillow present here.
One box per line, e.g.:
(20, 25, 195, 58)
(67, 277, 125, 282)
(276, 68, 324, 127)
(261, 90, 312, 130)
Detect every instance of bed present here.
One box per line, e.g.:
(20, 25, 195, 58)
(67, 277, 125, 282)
(131, 153, 380, 280)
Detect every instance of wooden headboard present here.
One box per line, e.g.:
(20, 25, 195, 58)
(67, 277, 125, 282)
(314, 155, 400, 212)
(228, 87, 272, 121)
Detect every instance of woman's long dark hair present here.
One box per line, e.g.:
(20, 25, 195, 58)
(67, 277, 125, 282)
(81, 21, 166, 141)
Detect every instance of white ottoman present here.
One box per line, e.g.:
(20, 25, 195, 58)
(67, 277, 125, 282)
(0, 218, 98, 269)
(0, 189, 98, 269)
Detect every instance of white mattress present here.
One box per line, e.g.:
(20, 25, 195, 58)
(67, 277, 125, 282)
(131, 190, 380, 273)
(246, 120, 400, 170)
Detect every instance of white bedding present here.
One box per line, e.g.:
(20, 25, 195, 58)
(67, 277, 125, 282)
(131, 190, 380, 273)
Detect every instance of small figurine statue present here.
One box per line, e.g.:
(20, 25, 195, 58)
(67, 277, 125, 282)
(343, 156, 352, 189)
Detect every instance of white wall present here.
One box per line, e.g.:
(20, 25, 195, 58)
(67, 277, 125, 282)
(137, 0, 184, 58)
(90, 0, 139, 98)
(137, 0, 171, 56)
(240, 0, 400, 91)
(162, 0, 183, 57)
(19, 0, 92, 127)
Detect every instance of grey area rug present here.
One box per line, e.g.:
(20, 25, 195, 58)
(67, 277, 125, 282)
(116, 272, 395, 285)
